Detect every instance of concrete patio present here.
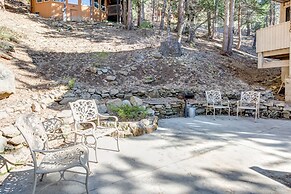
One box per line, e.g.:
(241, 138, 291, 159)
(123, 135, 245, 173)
(1, 116, 291, 194)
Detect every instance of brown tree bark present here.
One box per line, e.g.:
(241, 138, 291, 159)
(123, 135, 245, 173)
(123, 0, 127, 25)
(227, 0, 235, 54)
(211, 0, 219, 39)
(152, 0, 155, 24)
(207, 11, 211, 38)
(177, 0, 185, 43)
(222, 0, 230, 54)
(127, 0, 132, 30)
(160, 0, 167, 35)
(166, 0, 172, 39)
(236, 1, 242, 49)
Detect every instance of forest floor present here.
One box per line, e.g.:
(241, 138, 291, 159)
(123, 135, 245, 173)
(0, 6, 282, 128)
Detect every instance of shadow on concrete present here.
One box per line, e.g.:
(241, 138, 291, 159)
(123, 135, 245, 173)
(250, 166, 291, 188)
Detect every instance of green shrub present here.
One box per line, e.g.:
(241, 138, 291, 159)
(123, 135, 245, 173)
(109, 104, 147, 121)
(140, 21, 153, 29)
(67, 78, 76, 89)
(94, 51, 109, 60)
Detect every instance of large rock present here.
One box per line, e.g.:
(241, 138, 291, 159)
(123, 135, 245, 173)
(0, 63, 15, 99)
(130, 96, 143, 106)
(0, 136, 7, 153)
(159, 38, 183, 57)
(1, 125, 20, 138)
(106, 98, 122, 108)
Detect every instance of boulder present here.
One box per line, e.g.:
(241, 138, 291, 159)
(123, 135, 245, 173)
(8, 135, 25, 146)
(122, 100, 132, 106)
(106, 98, 122, 108)
(56, 110, 72, 118)
(159, 38, 183, 57)
(130, 96, 143, 106)
(0, 136, 7, 153)
(0, 63, 15, 99)
(1, 125, 20, 138)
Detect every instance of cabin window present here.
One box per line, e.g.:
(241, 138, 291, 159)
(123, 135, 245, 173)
(101, 0, 106, 12)
(68, 0, 78, 5)
(82, 0, 91, 6)
(286, 7, 290, 22)
(36, 0, 42, 3)
(44, 0, 49, 2)
(53, 0, 65, 2)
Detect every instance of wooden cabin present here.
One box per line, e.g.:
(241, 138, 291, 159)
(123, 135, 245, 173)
(30, 0, 122, 22)
(256, 0, 291, 101)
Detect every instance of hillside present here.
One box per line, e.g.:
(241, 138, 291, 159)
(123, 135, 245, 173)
(0, 10, 281, 127)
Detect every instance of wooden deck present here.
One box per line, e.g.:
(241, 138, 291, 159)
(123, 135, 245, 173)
(256, 22, 290, 68)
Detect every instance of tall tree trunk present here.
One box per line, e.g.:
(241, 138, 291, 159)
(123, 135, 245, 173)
(137, 0, 142, 27)
(207, 11, 211, 38)
(141, 0, 145, 22)
(160, 0, 167, 34)
(123, 0, 127, 25)
(222, 0, 230, 54)
(211, 0, 219, 39)
(236, 1, 242, 49)
(127, 0, 132, 30)
(176, 0, 184, 32)
(167, 0, 172, 39)
(227, 0, 235, 54)
(152, 0, 155, 24)
(177, 0, 185, 43)
(246, 11, 251, 36)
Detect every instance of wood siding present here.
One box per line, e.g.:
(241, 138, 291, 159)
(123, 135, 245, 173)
(31, 0, 107, 21)
(256, 22, 289, 53)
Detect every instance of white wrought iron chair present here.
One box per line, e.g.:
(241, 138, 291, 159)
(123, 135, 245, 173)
(15, 114, 90, 194)
(69, 99, 120, 163)
(237, 91, 260, 121)
(205, 90, 230, 119)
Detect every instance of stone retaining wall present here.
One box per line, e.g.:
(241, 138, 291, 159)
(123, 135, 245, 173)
(187, 100, 291, 119)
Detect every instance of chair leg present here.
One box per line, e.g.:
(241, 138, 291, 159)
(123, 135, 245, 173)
(80, 160, 90, 194)
(237, 108, 239, 119)
(213, 108, 216, 120)
(40, 174, 45, 182)
(116, 131, 120, 152)
(206, 107, 208, 116)
(228, 107, 230, 118)
(32, 172, 37, 194)
(94, 139, 98, 163)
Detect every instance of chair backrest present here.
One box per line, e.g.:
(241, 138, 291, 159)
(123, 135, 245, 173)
(69, 99, 98, 123)
(240, 91, 260, 104)
(205, 90, 222, 104)
(15, 114, 48, 151)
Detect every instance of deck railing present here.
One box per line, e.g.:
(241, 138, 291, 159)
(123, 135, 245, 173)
(256, 22, 290, 53)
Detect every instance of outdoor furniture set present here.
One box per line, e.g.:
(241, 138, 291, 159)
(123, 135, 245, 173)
(205, 90, 261, 120)
(15, 99, 120, 194)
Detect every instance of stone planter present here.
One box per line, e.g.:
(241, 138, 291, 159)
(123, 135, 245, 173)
(101, 116, 159, 138)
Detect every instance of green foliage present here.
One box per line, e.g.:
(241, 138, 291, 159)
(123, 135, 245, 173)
(0, 26, 18, 43)
(67, 78, 76, 89)
(140, 20, 153, 29)
(94, 51, 109, 60)
(109, 104, 147, 121)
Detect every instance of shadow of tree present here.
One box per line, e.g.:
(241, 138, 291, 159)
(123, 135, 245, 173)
(250, 166, 291, 188)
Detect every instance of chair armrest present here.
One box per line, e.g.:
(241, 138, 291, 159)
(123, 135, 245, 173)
(74, 121, 96, 131)
(97, 113, 118, 127)
(32, 144, 89, 155)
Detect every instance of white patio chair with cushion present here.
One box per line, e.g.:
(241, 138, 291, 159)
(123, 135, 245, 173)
(205, 90, 230, 119)
(15, 114, 90, 194)
(69, 99, 120, 163)
(237, 91, 260, 121)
